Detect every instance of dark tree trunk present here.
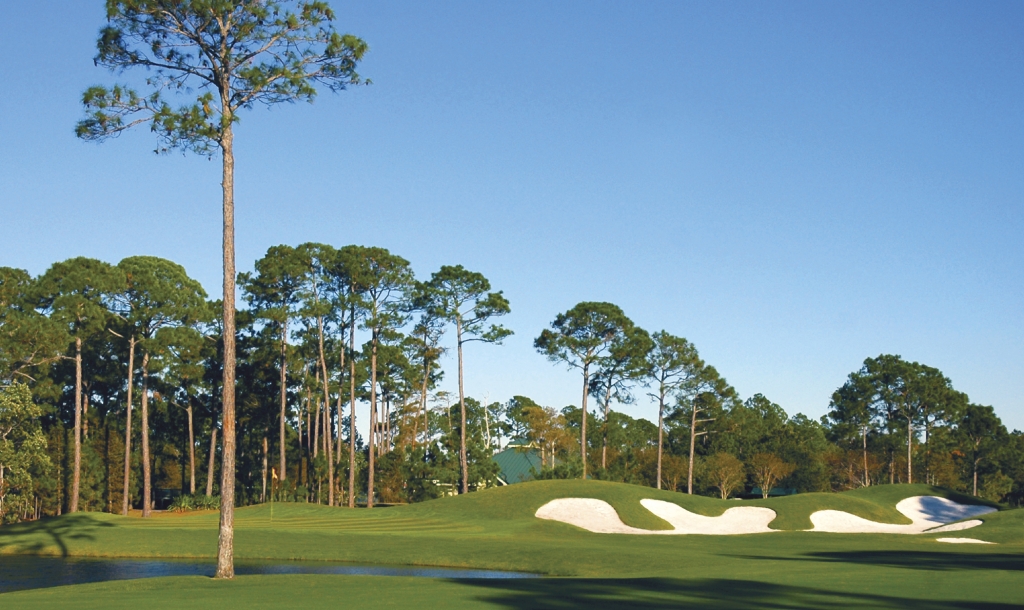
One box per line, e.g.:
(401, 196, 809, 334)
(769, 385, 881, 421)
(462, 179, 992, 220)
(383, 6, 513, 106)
(687, 401, 697, 495)
(206, 428, 217, 496)
(141, 352, 151, 517)
(906, 417, 913, 484)
(457, 319, 468, 494)
(862, 426, 869, 487)
(601, 383, 611, 471)
(279, 321, 288, 484)
(348, 306, 357, 508)
(187, 402, 196, 495)
(580, 363, 590, 480)
(367, 329, 378, 508)
(656, 390, 665, 490)
(122, 337, 136, 515)
(70, 337, 83, 513)
(261, 437, 268, 503)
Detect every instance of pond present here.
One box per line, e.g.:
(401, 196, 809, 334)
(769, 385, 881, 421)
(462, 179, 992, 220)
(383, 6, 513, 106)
(0, 556, 537, 594)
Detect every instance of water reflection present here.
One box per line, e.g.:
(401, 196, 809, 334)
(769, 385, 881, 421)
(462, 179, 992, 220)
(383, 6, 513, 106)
(0, 556, 536, 593)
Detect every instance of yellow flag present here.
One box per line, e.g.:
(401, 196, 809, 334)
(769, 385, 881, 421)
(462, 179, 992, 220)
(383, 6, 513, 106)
(271, 468, 278, 481)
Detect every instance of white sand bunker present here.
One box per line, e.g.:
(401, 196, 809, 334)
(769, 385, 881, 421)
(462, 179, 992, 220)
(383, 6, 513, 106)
(640, 499, 776, 534)
(536, 495, 996, 537)
(809, 496, 995, 534)
(535, 498, 777, 535)
(935, 537, 994, 544)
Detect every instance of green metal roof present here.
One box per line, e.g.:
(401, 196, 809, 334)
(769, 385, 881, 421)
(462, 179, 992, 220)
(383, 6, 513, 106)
(492, 446, 543, 484)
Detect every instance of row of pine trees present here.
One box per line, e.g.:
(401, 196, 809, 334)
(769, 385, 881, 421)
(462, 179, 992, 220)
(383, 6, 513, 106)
(2, 245, 1022, 523)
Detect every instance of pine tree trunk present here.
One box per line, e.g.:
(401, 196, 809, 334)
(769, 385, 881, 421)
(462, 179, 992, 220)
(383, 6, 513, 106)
(687, 400, 697, 494)
(279, 321, 288, 483)
(122, 337, 136, 515)
(261, 437, 268, 503)
(656, 389, 665, 490)
(141, 352, 152, 517)
(457, 319, 469, 494)
(601, 386, 611, 471)
(326, 395, 334, 506)
(348, 305, 357, 508)
(419, 363, 429, 448)
(187, 403, 196, 495)
(906, 417, 913, 485)
(215, 118, 238, 580)
(313, 368, 321, 458)
(71, 337, 83, 513)
(367, 328, 378, 508)
(862, 426, 869, 487)
(206, 428, 217, 497)
(83, 391, 89, 440)
(337, 342, 345, 463)
(316, 315, 333, 505)
(580, 362, 589, 480)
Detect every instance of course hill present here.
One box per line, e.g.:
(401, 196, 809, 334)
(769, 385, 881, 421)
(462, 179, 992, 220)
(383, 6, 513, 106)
(393, 480, 1005, 534)
(752, 483, 1000, 530)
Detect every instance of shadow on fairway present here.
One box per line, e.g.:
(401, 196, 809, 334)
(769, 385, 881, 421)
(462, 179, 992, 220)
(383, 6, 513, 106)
(460, 578, 1023, 609)
(0, 514, 114, 557)
(733, 551, 1024, 572)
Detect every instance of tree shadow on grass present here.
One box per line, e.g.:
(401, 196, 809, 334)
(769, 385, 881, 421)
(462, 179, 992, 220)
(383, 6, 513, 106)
(457, 578, 1023, 610)
(732, 551, 1024, 572)
(0, 514, 114, 557)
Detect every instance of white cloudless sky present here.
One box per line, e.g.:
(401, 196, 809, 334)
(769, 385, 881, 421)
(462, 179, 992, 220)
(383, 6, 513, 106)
(1, 1, 1021, 431)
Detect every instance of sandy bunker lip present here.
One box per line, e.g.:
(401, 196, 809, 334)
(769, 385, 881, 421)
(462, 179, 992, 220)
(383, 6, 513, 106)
(808, 496, 995, 534)
(535, 495, 995, 536)
(534, 498, 777, 535)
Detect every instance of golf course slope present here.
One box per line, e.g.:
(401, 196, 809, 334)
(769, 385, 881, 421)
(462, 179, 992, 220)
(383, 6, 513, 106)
(1, 481, 1021, 609)
(534, 484, 997, 536)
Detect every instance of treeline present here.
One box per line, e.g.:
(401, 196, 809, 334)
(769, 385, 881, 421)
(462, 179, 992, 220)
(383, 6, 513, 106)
(528, 304, 1023, 503)
(1, 246, 1022, 522)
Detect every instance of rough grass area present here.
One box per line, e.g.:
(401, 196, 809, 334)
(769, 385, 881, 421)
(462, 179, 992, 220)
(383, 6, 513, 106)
(0, 481, 1020, 608)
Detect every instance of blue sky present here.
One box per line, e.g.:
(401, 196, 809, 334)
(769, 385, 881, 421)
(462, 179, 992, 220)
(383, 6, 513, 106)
(1, 1, 1021, 430)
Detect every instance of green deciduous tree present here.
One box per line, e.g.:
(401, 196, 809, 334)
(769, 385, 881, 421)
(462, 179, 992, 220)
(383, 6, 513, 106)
(0, 383, 50, 522)
(0, 268, 66, 385)
(77, 0, 366, 578)
(421, 266, 511, 494)
(749, 452, 795, 499)
(705, 452, 745, 499)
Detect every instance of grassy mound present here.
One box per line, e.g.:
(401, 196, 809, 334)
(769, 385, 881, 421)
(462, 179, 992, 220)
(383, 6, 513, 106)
(0, 482, 1020, 608)
(457, 480, 1001, 532)
(940, 508, 1024, 544)
(753, 484, 999, 531)
(0, 480, 1013, 562)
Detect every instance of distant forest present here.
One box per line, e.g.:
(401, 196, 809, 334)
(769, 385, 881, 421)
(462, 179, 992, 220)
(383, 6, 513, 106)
(1, 244, 1021, 522)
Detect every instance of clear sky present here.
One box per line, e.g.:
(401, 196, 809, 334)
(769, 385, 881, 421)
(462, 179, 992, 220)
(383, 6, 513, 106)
(1, 1, 1021, 431)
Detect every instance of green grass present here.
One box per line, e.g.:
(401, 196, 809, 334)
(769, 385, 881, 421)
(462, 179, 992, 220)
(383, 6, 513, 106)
(0, 480, 1020, 608)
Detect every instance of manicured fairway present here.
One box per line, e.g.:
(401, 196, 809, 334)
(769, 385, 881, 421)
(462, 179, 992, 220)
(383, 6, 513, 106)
(1, 481, 1021, 608)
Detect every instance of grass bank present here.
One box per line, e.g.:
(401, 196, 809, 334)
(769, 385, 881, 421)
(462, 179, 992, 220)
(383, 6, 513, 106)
(0, 481, 1019, 608)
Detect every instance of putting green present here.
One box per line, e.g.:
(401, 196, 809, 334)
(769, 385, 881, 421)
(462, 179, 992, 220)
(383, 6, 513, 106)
(0, 481, 1020, 608)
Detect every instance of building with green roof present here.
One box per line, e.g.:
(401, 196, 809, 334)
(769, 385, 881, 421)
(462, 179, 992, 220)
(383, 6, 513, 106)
(492, 439, 545, 485)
